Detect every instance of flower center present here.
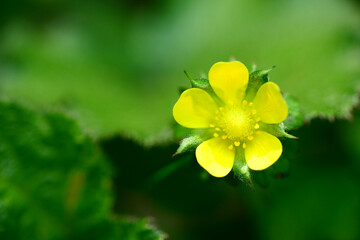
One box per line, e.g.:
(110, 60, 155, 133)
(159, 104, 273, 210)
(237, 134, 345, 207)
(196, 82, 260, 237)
(221, 107, 255, 139)
(210, 100, 261, 150)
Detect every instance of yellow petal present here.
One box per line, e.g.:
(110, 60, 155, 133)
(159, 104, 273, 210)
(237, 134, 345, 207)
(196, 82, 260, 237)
(173, 88, 217, 128)
(208, 61, 249, 104)
(253, 82, 288, 124)
(196, 138, 235, 177)
(245, 131, 282, 171)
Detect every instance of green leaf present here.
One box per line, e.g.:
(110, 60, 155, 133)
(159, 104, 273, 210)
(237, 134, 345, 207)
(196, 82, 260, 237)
(0, 20, 175, 145)
(0, 0, 359, 145)
(115, 217, 167, 240)
(0, 100, 114, 240)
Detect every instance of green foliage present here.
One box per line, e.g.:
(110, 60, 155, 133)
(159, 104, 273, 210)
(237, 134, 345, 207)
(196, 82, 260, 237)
(0, 0, 358, 239)
(0, 100, 166, 240)
(0, 100, 113, 239)
(115, 217, 167, 240)
(175, 0, 360, 120)
(0, 0, 358, 144)
(0, 18, 172, 144)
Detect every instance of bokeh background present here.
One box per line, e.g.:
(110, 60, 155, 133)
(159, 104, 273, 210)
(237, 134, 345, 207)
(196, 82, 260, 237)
(0, 0, 360, 239)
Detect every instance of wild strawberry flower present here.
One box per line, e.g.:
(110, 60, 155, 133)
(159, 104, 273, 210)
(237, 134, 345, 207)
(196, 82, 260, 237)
(173, 61, 289, 178)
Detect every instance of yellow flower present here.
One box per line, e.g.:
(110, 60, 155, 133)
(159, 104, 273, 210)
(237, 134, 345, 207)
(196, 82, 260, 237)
(173, 61, 288, 177)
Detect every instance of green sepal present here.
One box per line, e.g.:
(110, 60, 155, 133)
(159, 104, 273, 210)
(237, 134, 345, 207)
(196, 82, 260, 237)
(245, 66, 275, 101)
(232, 149, 254, 190)
(260, 122, 297, 139)
(184, 70, 210, 89)
(283, 93, 305, 130)
(174, 135, 204, 156)
(183, 71, 224, 106)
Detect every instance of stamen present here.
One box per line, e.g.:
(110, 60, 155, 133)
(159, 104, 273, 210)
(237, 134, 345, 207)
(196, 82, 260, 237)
(209, 124, 215, 128)
(213, 133, 219, 137)
(252, 110, 257, 115)
(254, 124, 260, 129)
(215, 127, 221, 131)
(248, 135, 254, 141)
(228, 145, 234, 150)
(249, 102, 254, 107)
(234, 141, 240, 147)
(242, 100, 248, 105)
(242, 143, 247, 148)
(222, 135, 227, 140)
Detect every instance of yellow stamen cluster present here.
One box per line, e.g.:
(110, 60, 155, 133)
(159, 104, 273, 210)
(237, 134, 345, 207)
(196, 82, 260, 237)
(209, 99, 261, 150)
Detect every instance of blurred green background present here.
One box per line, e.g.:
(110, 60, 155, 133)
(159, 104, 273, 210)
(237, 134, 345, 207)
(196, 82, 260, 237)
(0, 0, 359, 239)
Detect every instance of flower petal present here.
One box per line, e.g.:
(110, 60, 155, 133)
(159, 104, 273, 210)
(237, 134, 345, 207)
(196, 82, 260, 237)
(173, 88, 217, 128)
(253, 82, 288, 124)
(245, 131, 282, 171)
(196, 138, 235, 177)
(209, 61, 249, 104)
